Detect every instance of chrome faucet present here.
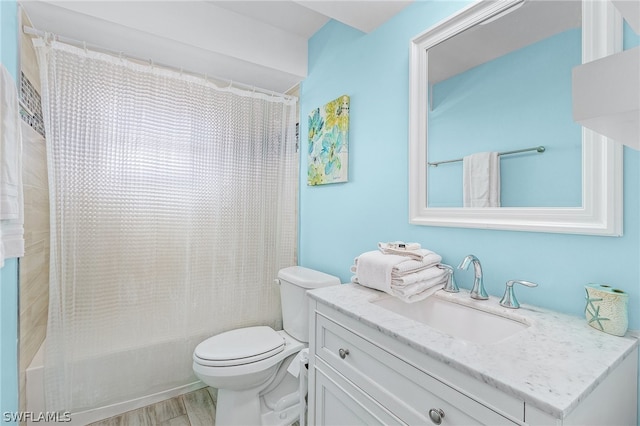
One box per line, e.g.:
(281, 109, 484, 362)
(439, 264, 458, 293)
(457, 255, 488, 300)
(499, 280, 538, 309)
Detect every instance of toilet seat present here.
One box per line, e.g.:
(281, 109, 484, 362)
(194, 326, 285, 367)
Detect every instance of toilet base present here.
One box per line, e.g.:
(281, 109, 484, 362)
(260, 370, 304, 426)
(215, 368, 304, 426)
(215, 389, 302, 426)
(216, 388, 262, 426)
(260, 400, 302, 426)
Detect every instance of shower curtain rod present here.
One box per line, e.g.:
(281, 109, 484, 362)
(22, 25, 297, 101)
(428, 145, 546, 167)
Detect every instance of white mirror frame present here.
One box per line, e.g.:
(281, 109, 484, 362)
(409, 0, 623, 236)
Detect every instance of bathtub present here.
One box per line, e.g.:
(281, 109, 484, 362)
(25, 340, 206, 426)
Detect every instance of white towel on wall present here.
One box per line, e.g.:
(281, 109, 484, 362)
(0, 64, 24, 266)
(463, 151, 500, 208)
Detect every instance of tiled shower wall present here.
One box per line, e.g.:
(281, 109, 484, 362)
(20, 71, 45, 138)
(18, 7, 50, 415)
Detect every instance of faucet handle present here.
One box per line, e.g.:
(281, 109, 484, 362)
(438, 264, 459, 293)
(499, 280, 538, 309)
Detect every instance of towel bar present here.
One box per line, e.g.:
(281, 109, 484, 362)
(428, 145, 545, 167)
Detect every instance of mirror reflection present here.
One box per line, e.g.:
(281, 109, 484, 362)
(426, 1, 582, 208)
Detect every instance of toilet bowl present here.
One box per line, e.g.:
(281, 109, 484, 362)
(192, 266, 340, 426)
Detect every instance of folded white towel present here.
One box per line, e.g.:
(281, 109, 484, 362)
(390, 252, 441, 275)
(378, 241, 425, 260)
(351, 263, 446, 286)
(351, 273, 446, 303)
(354, 250, 442, 292)
(391, 278, 446, 299)
(397, 285, 441, 302)
(391, 266, 447, 287)
(463, 152, 500, 208)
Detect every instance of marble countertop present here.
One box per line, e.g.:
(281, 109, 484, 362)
(308, 283, 638, 419)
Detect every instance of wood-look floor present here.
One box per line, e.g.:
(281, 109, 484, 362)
(87, 388, 217, 426)
(88, 387, 300, 426)
(87, 388, 302, 426)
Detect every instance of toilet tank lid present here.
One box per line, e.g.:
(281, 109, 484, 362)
(278, 266, 340, 289)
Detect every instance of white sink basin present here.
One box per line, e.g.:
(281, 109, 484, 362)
(371, 294, 528, 344)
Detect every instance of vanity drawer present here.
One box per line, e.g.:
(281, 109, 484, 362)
(315, 312, 519, 425)
(314, 358, 405, 425)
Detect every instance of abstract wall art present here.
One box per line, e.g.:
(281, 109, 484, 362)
(307, 95, 350, 185)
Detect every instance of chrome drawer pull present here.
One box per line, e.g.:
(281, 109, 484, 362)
(428, 408, 445, 425)
(338, 348, 350, 359)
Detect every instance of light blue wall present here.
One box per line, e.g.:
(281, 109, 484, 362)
(0, 0, 19, 423)
(429, 29, 582, 208)
(1, 260, 19, 422)
(299, 0, 639, 386)
(624, 21, 640, 49)
(0, 0, 18, 73)
(300, 0, 639, 328)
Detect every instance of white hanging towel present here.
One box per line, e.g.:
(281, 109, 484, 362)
(463, 151, 500, 207)
(0, 65, 24, 266)
(286, 348, 309, 378)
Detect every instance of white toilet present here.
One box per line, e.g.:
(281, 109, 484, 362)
(192, 266, 340, 426)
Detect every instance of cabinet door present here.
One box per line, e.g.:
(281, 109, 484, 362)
(314, 361, 405, 426)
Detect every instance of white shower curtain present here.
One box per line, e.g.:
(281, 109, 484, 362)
(35, 39, 298, 413)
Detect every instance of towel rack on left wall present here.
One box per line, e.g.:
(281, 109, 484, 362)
(428, 145, 546, 167)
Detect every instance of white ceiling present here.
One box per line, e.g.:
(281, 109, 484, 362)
(20, 0, 413, 93)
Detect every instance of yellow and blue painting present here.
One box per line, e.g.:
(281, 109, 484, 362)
(307, 95, 349, 185)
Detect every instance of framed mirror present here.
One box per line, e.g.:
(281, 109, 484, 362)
(408, 0, 624, 235)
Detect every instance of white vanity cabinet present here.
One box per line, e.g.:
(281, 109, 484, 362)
(309, 302, 522, 425)
(307, 288, 638, 426)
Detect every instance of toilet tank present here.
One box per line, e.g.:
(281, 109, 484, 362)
(277, 266, 340, 342)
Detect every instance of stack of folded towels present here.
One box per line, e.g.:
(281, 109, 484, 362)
(350, 242, 448, 303)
